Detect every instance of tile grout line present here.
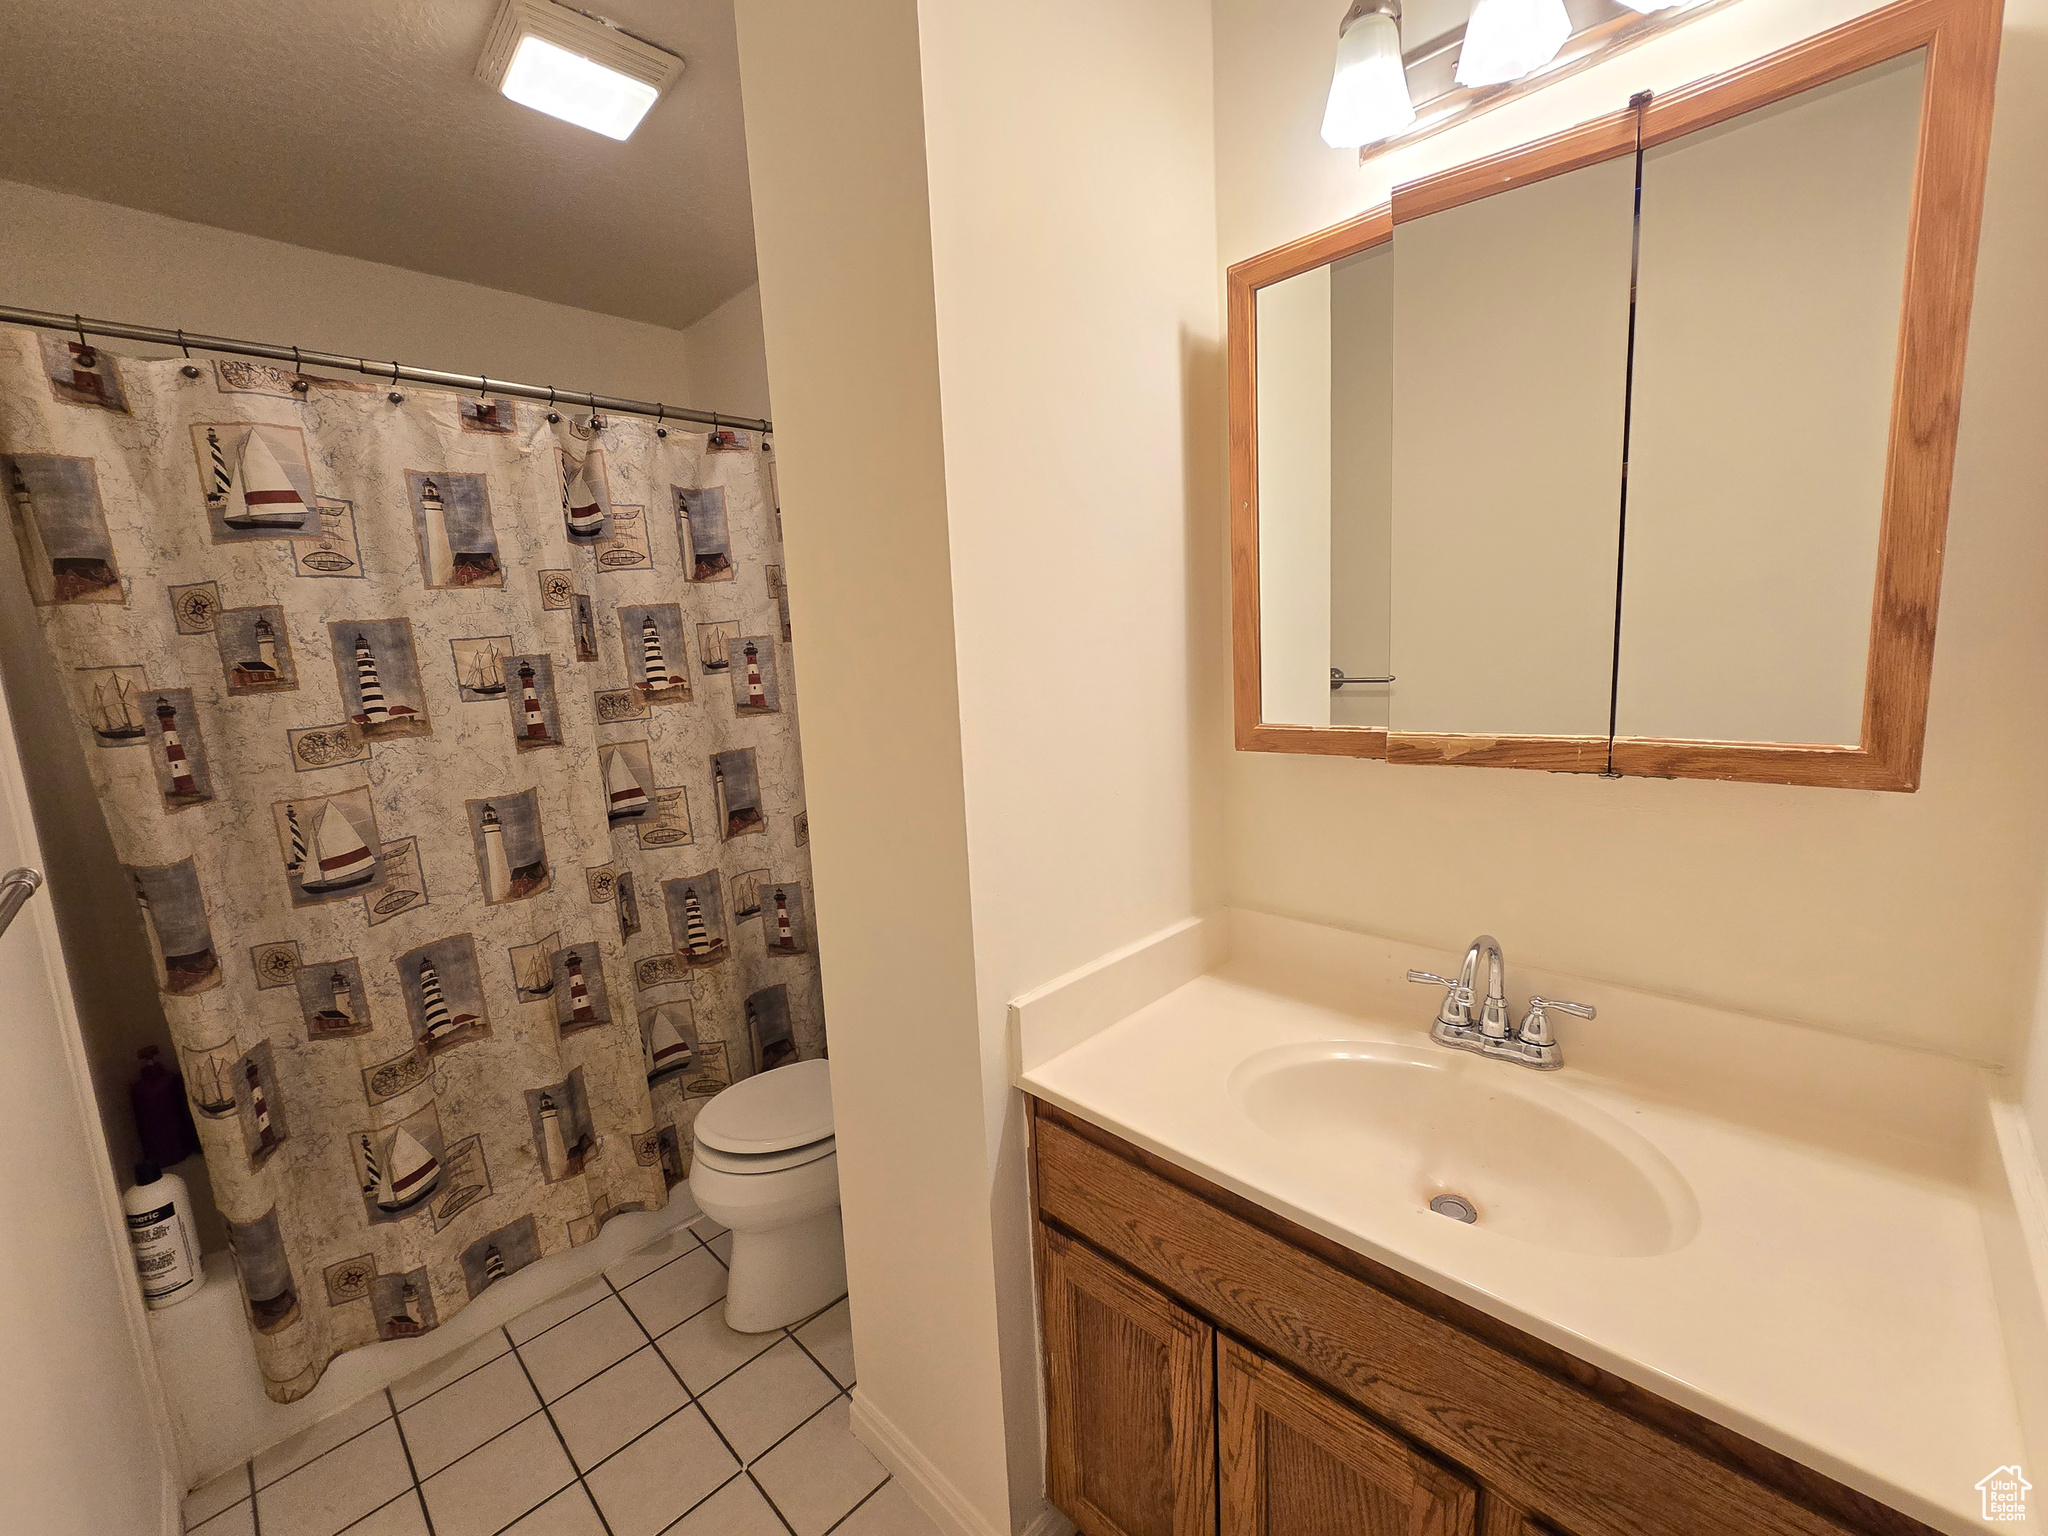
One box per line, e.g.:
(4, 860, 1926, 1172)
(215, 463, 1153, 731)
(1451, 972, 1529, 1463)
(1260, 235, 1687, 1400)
(820, 1476, 894, 1536)
(242, 1400, 396, 1503)
(246, 1459, 260, 1536)
(502, 1322, 621, 1536)
(599, 1267, 773, 1524)
(384, 1386, 439, 1536)
(746, 1467, 803, 1536)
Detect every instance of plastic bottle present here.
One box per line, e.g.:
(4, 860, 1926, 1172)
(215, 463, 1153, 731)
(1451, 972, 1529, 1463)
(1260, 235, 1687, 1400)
(130, 1044, 200, 1167)
(123, 1161, 204, 1310)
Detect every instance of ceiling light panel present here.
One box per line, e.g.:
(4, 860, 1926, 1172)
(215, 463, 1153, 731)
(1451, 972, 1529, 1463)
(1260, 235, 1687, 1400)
(476, 0, 684, 141)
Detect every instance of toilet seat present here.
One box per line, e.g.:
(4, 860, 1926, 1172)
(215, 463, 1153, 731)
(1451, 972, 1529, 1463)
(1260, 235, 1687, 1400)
(694, 1058, 833, 1158)
(692, 1135, 835, 1176)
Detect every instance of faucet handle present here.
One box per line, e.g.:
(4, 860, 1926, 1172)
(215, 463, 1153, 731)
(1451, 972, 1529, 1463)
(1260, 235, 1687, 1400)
(1518, 995, 1595, 1044)
(1406, 969, 1461, 992)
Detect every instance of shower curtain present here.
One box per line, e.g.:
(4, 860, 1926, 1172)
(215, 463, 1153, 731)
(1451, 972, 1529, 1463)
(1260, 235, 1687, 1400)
(0, 329, 823, 1400)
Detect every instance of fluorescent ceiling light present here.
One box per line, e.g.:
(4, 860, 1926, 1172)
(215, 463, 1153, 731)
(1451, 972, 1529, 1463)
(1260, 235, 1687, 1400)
(1455, 0, 1572, 87)
(1322, 2, 1417, 148)
(476, 0, 684, 142)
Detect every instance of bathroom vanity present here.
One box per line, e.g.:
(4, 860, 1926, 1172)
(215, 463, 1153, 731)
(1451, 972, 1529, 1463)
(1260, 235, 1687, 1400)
(1034, 1103, 1922, 1536)
(1015, 910, 2026, 1536)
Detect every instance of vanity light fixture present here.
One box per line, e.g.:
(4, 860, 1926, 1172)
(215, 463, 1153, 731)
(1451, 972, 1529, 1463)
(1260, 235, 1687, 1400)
(1454, 0, 1573, 88)
(1321, 0, 1418, 148)
(475, 0, 685, 142)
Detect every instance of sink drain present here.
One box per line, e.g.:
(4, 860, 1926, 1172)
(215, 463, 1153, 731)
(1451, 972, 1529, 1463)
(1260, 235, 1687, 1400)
(1429, 1193, 1478, 1224)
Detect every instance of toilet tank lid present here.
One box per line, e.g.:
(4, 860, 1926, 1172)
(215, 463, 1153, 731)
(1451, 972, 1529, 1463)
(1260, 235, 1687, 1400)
(694, 1058, 833, 1155)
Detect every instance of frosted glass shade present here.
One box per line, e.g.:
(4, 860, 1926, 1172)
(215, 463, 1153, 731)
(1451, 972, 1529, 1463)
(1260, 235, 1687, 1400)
(1615, 0, 1683, 10)
(1455, 0, 1573, 87)
(1321, 10, 1417, 148)
(501, 34, 660, 141)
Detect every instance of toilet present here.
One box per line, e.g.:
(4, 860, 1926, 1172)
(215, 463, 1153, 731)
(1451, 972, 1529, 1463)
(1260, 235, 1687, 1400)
(688, 1058, 846, 1332)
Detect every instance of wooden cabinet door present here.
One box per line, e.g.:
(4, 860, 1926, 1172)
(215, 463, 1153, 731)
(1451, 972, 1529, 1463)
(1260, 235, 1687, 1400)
(1042, 1228, 1215, 1536)
(1220, 1337, 1477, 1536)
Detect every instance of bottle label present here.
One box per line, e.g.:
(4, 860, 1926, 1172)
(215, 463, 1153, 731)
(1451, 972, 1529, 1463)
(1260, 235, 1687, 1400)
(128, 1202, 192, 1299)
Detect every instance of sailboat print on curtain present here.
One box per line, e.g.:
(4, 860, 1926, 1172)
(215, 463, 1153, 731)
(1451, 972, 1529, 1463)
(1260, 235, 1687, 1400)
(271, 788, 385, 906)
(354, 1100, 446, 1223)
(80, 666, 150, 746)
(640, 1000, 698, 1085)
(7, 453, 122, 604)
(507, 927, 561, 1004)
(329, 618, 432, 739)
(189, 423, 315, 540)
(2, 333, 826, 1405)
(602, 741, 653, 822)
(560, 446, 609, 540)
(451, 635, 513, 701)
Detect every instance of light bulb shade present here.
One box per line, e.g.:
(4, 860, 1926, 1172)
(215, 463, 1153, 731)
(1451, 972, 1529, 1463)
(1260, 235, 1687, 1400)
(1614, 0, 1683, 10)
(1321, 10, 1416, 148)
(1454, 0, 1573, 88)
(502, 34, 661, 140)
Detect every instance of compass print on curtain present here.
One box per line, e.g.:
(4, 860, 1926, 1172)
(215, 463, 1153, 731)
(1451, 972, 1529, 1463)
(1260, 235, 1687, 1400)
(0, 326, 824, 1403)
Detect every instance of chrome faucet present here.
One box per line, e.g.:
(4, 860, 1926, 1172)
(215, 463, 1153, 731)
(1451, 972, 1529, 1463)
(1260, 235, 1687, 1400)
(1407, 935, 1598, 1070)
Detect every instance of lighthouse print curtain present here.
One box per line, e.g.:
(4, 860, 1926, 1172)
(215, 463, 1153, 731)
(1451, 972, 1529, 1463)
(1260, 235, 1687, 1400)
(0, 330, 822, 1400)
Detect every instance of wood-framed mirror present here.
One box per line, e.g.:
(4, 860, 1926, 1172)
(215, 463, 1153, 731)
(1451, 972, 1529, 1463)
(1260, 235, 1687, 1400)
(1228, 0, 2000, 790)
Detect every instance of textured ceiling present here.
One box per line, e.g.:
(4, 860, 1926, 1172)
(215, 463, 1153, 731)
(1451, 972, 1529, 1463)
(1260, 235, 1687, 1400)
(0, 0, 756, 331)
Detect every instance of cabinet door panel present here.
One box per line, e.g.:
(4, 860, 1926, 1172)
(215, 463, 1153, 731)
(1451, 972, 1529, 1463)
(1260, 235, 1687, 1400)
(1042, 1228, 1214, 1536)
(1220, 1337, 1476, 1536)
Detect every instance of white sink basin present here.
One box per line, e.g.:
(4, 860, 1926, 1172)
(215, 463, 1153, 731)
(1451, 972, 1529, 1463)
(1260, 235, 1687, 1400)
(1230, 1040, 1699, 1258)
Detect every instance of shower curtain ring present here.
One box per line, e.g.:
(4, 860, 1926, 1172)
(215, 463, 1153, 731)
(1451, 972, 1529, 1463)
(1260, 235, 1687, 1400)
(291, 346, 309, 392)
(176, 329, 200, 379)
(72, 315, 95, 366)
(478, 375, 488, 400)
(588, 391, 603, 431)
(387, 360, 404, 404)
(547, 384, 560, 424)
(655, 403, 667, 439)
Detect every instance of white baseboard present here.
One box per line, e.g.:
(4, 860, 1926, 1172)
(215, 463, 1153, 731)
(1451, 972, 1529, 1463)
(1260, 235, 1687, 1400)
(1018, 1506, 1076, 1536)
(848, 1389, 1016, 1536)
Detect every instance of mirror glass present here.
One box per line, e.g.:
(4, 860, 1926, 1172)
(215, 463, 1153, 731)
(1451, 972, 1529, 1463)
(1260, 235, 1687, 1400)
(1388, 155, 1636, 741)
(1615, 53, 1927, 747)
(1255, 247, 1394, 729)
(1247, 51, 1932, 763)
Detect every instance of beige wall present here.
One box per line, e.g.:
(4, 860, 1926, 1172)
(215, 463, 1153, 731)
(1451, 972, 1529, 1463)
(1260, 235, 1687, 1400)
(737, 0, 1221, 1528)
(682, 282, 773, 424)
(916, 0, 1223, 1524)
(733, 4, 1016, 1530)
(0, 177, 717, 1246)
(1216, 0, 2048, 1067)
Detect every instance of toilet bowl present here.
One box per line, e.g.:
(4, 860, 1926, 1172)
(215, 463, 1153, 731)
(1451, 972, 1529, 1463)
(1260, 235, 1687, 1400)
(688, 1058, 846, 1332)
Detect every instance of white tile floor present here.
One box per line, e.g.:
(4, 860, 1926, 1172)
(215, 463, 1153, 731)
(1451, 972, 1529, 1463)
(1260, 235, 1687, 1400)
(182, 1216, 938, 1536)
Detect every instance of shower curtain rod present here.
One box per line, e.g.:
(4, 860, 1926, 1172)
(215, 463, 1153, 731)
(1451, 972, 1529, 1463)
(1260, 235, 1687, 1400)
(0, 304, 773, 435)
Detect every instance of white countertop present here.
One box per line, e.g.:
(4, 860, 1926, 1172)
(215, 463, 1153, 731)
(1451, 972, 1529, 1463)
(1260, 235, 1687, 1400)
(1013, 909, 2028, 1535)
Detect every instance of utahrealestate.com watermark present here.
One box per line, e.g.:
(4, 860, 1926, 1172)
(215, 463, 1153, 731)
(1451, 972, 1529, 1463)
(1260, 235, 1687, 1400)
(1981, 1466, 2032, 1523)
